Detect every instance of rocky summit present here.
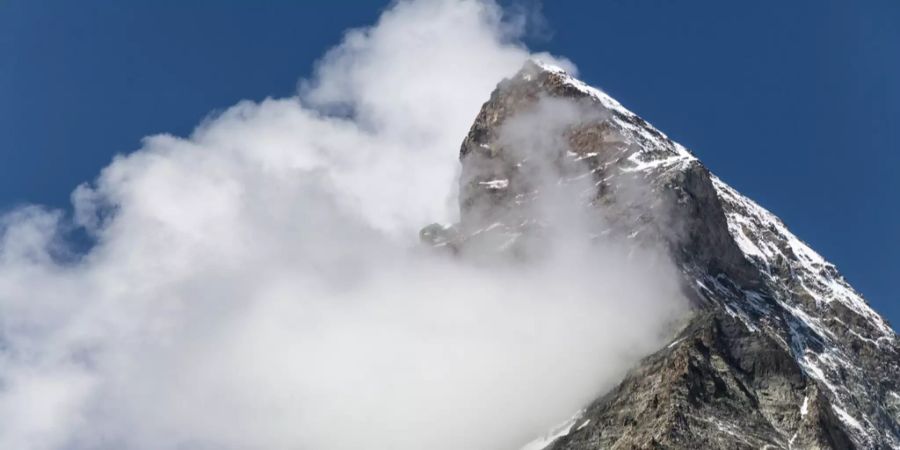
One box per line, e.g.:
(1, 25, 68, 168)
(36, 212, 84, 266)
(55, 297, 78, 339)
(422, 61, 900, 449)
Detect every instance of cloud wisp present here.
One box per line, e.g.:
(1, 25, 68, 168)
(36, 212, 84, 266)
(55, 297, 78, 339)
(0, 1, 686, 449)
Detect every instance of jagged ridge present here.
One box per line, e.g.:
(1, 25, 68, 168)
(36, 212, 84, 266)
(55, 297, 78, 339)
(427, 60, 899, 449)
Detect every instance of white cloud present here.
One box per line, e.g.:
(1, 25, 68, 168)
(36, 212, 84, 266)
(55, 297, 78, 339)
(0, 1, 684, 449)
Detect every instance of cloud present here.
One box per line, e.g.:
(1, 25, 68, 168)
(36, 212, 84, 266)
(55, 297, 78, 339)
(0, 1, 685, 449)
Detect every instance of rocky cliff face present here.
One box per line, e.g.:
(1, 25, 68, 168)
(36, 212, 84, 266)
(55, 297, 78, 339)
(423, 61, 900, 449)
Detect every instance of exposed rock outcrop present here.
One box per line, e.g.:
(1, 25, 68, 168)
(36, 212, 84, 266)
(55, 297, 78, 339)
(424, 61, 899, 449)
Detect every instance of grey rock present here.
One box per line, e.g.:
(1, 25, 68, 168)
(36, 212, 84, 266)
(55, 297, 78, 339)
(422, 60, 899, 449)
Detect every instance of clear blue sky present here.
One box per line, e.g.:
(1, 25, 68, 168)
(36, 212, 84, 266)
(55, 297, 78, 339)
(1, 1, 898, 327)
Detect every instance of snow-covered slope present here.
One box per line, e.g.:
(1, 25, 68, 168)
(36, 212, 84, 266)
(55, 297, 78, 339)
(430, 60, 899, 449)
(713, 177, 898, 448)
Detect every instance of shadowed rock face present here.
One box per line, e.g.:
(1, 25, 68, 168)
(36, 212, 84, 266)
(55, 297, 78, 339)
(423, 61, 900, 449)
(551, 311, 856, 450)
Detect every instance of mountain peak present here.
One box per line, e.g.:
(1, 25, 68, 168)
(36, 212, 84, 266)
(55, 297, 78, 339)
(516, 58, 630, 115)
(427, 65, 900, 449)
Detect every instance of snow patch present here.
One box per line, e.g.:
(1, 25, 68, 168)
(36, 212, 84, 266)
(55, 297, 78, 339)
(519, 410, 583, 450)
(620, 153, 692, 173)
(832, 405, 866, 435)
(479, 179, 509, 189)
(576, 419, 590, 431)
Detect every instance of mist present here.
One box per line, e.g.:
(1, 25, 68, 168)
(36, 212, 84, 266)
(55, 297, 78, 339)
(0, 1, 687, 449)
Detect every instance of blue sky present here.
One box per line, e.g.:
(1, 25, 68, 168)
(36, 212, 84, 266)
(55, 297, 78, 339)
(1, 0, 898, 326)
